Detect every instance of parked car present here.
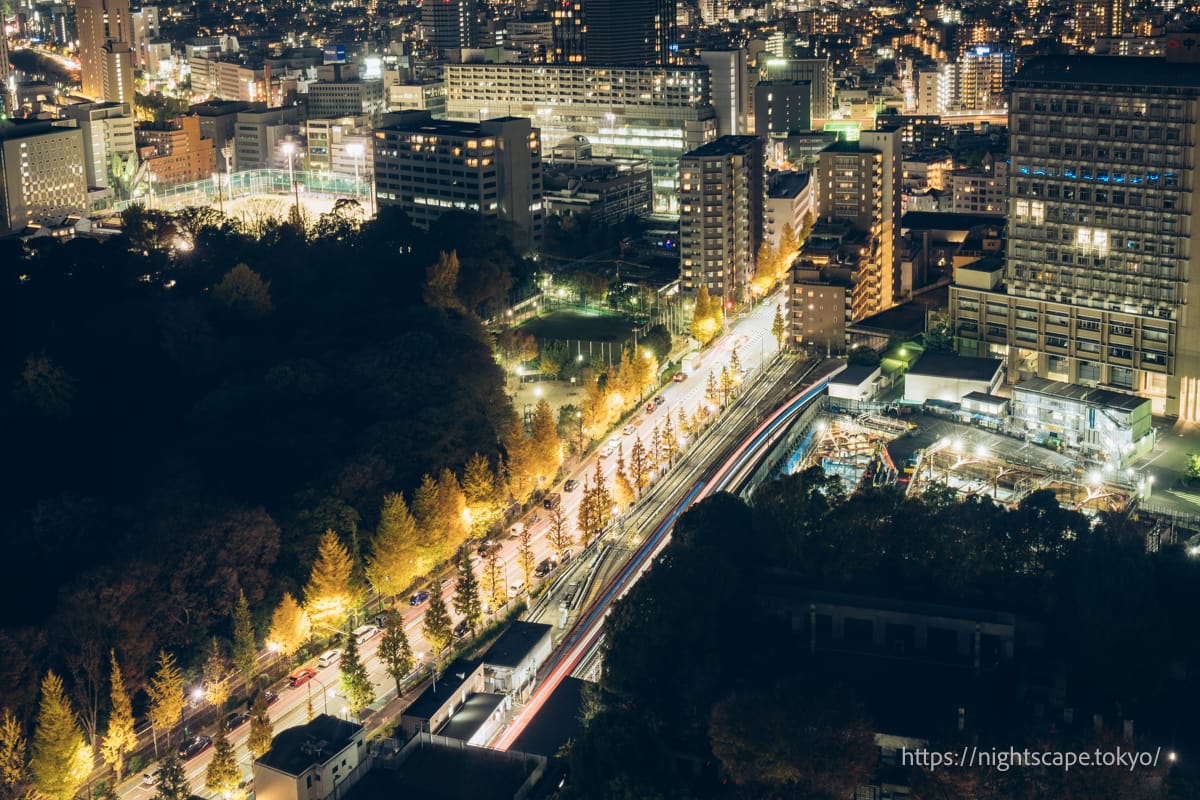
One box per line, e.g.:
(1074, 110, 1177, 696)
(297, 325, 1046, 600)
(453, 620, 470, 639)
(410, 590, 431, 606)
(288, 667, 317, 687)
(224, 711, 250, 733)
(672, 372, 686, 382)
(177, 735, 213, 761)
(564, 479, 579, 492)
(317, 649, 342, 669)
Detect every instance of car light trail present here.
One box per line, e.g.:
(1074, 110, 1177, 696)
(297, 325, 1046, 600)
(494, 363, 846, 751)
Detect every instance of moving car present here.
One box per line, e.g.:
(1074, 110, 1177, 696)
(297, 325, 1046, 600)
(288, 667, 317, 687)
(672, 372, 686, 382)
(178, 735, 213, 761)
(534, 558, 558, 578)
(262, 690, 280, 706)
(453, 620, 470, 639)
(410, 590, 431, 606)
(622, 424, 636, 435)
(317, 649, 342, 668)
(598, 446, 613, 458)
(654, 395, 666, 407)
(353, 624, 380, 645)
(142, 768, 161, 786)
(224, 711, 250, 732)
(645, 401, 656, 412)
(543, 493, 562, 510)
(564, 479, 579, 492)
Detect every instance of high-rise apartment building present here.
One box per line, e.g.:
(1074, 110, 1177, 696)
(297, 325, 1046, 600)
(816, 129, 902, 308)
(0, 31, 11, 115)
(0, 120, 87, 233)
(443, 63, 716, 212)
(76, 0, 134, 103)
(421, 0, 479, 51)
(679, 135, 763, 302)
(63, 101, 136, 190)
(950, 54, 1200, 418)
(374, 112, 543, 249)
(550, 0, 675, 66)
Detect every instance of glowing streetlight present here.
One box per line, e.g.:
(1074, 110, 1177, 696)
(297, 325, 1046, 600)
(281, 140, 300, 209)
(345, 141, 369, 216)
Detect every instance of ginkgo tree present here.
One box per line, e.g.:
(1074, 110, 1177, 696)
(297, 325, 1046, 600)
(304, 529, 356, 631)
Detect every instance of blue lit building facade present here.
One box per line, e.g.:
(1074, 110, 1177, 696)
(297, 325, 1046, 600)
(951, 54, 1200, 420)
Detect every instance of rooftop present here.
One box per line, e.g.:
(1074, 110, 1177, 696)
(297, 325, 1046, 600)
(908, 353, 1003, 382)
(1013, 378, 1148, 413)
(1014, 55, 1200, 90)
(437, 693, 506, 742)
(830, 364, 882, 387)
(901, 211, 1007, 233)
(255, 714, 363, 777)
(404, 660, 482, 720)
(683, 135, 761, 157)
(349, 738, 538, 800)
(482, 621, 552, 669)
(767, 170, 811, 199)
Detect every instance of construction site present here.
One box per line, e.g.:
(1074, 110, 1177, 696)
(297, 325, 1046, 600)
(787, 408, 1140, 515)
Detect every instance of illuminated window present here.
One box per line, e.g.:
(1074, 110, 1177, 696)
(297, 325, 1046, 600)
(1075, 227, 1109, 257)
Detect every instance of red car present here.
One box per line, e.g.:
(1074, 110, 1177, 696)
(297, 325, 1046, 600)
(645, 401, 656, 412)
(289, 667, 317, 687)
(672, 372, 686, 382)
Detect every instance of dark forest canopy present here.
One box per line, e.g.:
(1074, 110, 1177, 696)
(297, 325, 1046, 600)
(565, 480, 1200, 800)
(0, 206, 532, 717)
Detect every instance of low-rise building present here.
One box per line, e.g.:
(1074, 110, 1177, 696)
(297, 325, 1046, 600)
(903, 353, 1004, 404)
(136, 115, 217, 188)
(480, 621, 553, 696)
(1010, 378, 1154, 465)
(399, 660, 485, 739)
(946, 158, 1007, 217)
(253, 714, 366, 800)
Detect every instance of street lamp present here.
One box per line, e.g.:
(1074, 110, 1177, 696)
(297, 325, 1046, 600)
(281, 140, 300, 210)
(345, 141, 365, 213)
(308, 675, 332, 716)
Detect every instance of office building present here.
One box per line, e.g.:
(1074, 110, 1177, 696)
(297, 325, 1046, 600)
(136, 115, 217, 187)
(679, 135, 763, 302)
(421, 0, 479, 51)
(754, 80, 811, 140)
(63, 101, 136, 191)
(76, 0, 134, 103)
(189, 56, 266, 103)
(0, 120, 87, 234)
(191, 100, 254, 171)
(816, 128, 902, 309)
(757, 57, 832, 120)
(951, 54, 1200, 418)
(1075, 0, 1125, 44)
(374, 112, 543, 248)
(444, 63, 717, 212)
(543, 138, 652, 223)
(386, 81, 447, 116)
(699, 50, 749, 137)
(233, 105, 301, 171)
(550, 0, 586, 64)
(306, 115, 373, 177)
(306, 64, 385, 124)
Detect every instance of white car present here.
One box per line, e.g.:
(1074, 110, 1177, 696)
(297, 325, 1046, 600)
(142, 768, 161, 786)
(622, 425, 636, 435)
(353, 625, 380, 645)
(598, 446, 613, 459)
(317, 649, 342, 668)
(608, 436, 621, 450)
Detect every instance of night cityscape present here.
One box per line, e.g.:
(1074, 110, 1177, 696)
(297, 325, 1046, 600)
(2, 0, 1200, 796)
